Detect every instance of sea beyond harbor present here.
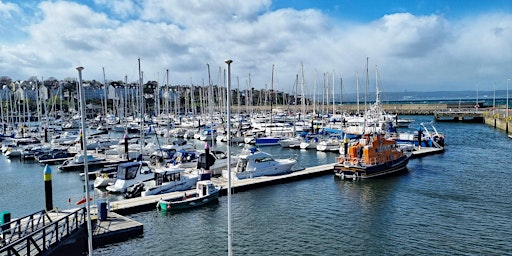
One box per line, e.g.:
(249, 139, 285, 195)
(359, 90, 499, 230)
(0, 115, 511, 255)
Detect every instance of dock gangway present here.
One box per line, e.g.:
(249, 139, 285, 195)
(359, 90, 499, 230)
(0, 208, 86, 256)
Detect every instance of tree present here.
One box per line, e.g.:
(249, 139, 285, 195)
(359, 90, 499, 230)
(0, 76, 12, 87)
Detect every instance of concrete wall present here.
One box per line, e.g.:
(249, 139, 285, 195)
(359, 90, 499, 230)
(484, 112, 511, 135)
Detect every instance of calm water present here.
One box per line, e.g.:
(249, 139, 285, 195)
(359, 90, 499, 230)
(1, 116, 511, 255)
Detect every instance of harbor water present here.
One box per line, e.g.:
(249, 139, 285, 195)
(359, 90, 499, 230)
(1, 115, 511, 255)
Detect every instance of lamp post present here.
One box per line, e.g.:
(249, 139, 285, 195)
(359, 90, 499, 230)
(76, 66, 93, 256)
(225, 59, 233, 256)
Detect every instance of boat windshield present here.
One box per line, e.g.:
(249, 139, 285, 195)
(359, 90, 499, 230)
(118, 164, 140, 180)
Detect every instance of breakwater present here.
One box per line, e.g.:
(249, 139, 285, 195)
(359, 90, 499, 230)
(233, 103, 493, 115)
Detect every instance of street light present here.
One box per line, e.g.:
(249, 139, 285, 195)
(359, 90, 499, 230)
(76, 66, 93, 256)
(224, 59, 233, 256)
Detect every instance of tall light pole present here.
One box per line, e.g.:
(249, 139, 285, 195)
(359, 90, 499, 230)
(225, 59, 233, 256)
(76, 66, 93, 256)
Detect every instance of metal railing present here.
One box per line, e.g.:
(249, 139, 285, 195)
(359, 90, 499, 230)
(0, 208, 86, 256)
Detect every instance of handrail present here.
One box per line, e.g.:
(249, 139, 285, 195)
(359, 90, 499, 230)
(1, 209, 52, 245)
(0, 208, 86, 256)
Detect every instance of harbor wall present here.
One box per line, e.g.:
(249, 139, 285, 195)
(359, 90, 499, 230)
(484, 111, 511, 135)
(232, 103, 449, 115)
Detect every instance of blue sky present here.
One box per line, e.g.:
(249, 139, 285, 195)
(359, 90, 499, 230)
(1, 0, 512, 93)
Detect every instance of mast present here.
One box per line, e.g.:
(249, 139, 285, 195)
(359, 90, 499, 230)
(76, 66, 93, 256)
(300, 62, 305, 119)
(138, 58, 144, 155)
(270, 64, 274, 136)
(225, 59, 233, 256)
(102, 67, 107, 117)
(365, 57, 369, 112)
(356, 72, 360, 114)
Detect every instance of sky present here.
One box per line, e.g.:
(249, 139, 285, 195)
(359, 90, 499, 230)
(1, 0, 512, 94)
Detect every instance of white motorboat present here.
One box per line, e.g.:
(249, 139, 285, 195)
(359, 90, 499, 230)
(222, 147, 296, 180)
(58, 153, 114, 172)
(279, 136, 302, 148)
(316, 136, 342, 152)
(125, 168, 199, 198)
(106, 161, 154, 193)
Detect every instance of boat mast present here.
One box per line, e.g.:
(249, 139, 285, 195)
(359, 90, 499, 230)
(332, 70, 335, 115)
(225, 59, 233, 256)
(138, 58, 144, 156)
(300, 62, 305, 118)
(76, 66, 93, 256)
(270, 64, 274, 136)
(103, 67, 107, 117)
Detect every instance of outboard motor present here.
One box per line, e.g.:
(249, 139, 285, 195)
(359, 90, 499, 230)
(125, 183, 145, 198)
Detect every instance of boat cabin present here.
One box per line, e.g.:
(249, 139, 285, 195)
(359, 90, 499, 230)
(346, 133, 403, 165)
(196, 180, 217, 197)
(116, 161, 152, 180)
(154, 168, 185, 186)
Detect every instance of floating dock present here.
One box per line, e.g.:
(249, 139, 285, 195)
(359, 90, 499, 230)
(92, 212, 143, 247)
(109, 163, 335, 215)
(411, 146, 444, 158)
(211, 163, 335, 196)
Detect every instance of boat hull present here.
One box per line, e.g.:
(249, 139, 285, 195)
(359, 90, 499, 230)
(157, 190, 219, 211)
(334, 155, 410, 179)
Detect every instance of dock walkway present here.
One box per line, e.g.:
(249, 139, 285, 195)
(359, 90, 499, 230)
(109, 163, 335, 214)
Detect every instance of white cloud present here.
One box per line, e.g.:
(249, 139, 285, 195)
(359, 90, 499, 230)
(94, 0, 139, 19)
(0, 0, 511, 93)
(0, 0, 19, 17)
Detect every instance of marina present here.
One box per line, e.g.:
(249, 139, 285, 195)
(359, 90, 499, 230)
(1, 113, 511, 255)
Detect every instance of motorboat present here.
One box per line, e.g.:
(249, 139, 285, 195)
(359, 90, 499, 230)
(255, 136, 284, 146)
(279, 136, 302, 148)
(125, 168, 199, 198)
(222, 147, 296, 180)
(299, 135, 320, 149)
(334, 133, 411, 179)
(316, 135, 342, 152)
(156, 180, 220, 211)
(58, 153, 114, 172)
(105, 161, 154, 193)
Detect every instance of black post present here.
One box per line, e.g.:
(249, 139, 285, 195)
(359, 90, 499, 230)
(44, 165, 53, 211)
(124, 133, 129, 159)
(80, 130, 84, 150)
(417, 126, 422, 148)
(343, 135, 349, 157)
(44, 126, 48, 143)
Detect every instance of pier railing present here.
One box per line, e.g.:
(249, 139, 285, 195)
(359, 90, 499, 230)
(0, 207, 86, 256)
